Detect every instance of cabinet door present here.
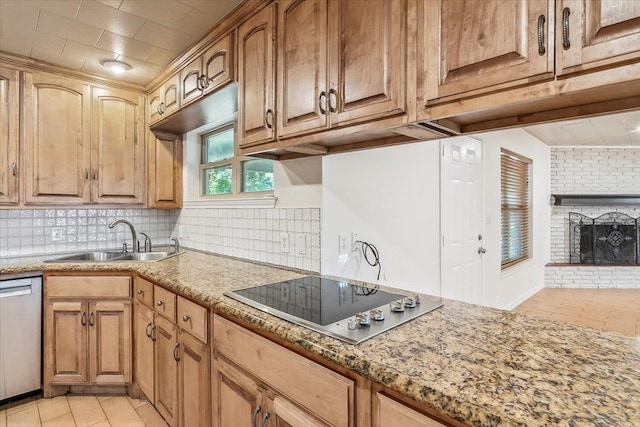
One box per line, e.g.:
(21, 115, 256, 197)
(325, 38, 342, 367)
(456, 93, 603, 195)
(147, 132, 182, 208)
(91, 87, 145, 205)
(267, 394, 329, 427)
(134, 303, 155, 403)
(46, 301, 88, 384)
(155, 315, 179, 427)
(423, 0, 553, 101)
(372, 393, 447, 427)
(23, 72, 91, 204)
(148, 86, 163, 125)
(202, 32, 234, 95)
(89, 301, 131, 384)
(0, 66, 18, 205)
(180, 56, 203, 107)
(277, 0, 328, 138)
(238, 4, 277, 147)
(163, 73, 181, 117)
(212, 358, 264, 427)
(556, 0, 640, 75)
(328, 0, 406, 126)
(179, 332, 210, 427)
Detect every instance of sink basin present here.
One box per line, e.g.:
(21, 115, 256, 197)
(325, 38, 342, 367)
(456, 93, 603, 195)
(44, 250, 183, 263)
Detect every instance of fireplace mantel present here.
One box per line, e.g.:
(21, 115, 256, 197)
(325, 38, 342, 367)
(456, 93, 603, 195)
(553, 194, 640, 206)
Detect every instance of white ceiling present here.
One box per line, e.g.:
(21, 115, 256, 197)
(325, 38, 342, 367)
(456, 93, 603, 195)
(0, 0, 242, 85)
(523, 110, 640, 146)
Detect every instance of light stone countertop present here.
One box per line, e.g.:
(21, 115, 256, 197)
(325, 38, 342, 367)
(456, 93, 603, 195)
(2, 250, 639, 427)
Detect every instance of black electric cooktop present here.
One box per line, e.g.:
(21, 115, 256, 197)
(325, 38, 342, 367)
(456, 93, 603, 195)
(226, 276, 443, 344)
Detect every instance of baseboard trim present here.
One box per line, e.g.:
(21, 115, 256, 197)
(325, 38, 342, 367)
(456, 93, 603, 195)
(505, 283, 545, 311)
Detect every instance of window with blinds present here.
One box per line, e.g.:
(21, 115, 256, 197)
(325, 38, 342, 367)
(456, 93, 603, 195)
(501, 149, 532, 269)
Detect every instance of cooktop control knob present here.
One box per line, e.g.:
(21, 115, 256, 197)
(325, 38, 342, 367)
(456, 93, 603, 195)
(414, 295, 421, 305)
(390, 300, 405, 312)
(370, 309, 385, 321)
(347, 319, 356, 330)
(403, 297, 417, 308)
(355, 312, 371, 326)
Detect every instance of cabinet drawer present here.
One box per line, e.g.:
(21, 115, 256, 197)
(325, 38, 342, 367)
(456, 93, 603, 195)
(47, 276, 131, 298)
(154, 285, 176, 322)
(177, 296, 208, 343)
(134, 277, 154, 307)
(374, 393, 448, 427)
(214, 315, 353, 427)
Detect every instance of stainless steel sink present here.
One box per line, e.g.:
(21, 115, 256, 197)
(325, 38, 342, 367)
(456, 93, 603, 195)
(44, 250, 183, 263)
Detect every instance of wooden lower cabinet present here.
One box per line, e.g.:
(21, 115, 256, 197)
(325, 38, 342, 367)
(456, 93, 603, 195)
(373, 393, 447, 427)
(134, 302, 155, 403)
(155, 315, 179, 426)
(178, 331, 210, 427)
(212, 357, 262, 427)
(44, 274, 132, 396)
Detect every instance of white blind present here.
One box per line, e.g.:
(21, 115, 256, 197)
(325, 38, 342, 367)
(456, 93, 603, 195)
(501, 149, 532, 269)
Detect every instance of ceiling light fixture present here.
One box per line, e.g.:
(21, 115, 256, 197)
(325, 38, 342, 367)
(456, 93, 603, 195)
(101, 59, 132, 75)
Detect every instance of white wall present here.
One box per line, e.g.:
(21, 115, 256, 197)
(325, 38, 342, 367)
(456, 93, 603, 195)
(478, 129, 551, 309)
(321, 141, 441, 296)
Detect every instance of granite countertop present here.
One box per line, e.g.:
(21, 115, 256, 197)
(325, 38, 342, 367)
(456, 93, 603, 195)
(2, 250, 639, 427)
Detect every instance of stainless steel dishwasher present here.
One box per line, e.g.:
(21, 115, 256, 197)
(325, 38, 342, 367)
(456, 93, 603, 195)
(0, 273, 42, 403)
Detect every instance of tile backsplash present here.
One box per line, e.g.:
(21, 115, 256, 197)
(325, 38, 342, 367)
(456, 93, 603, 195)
(174, 207, 321, 272)
(0, 208, 177, 257)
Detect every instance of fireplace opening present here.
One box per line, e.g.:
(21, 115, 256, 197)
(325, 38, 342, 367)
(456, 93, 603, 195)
(569, 212, 639, 265)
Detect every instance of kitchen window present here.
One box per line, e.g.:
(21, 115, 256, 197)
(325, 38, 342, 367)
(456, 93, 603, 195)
(200, 124, 274, 197)
(500, 148, 532, 269)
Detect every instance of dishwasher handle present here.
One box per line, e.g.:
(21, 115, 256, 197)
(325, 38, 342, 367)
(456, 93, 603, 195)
(0, 284, 32, 298)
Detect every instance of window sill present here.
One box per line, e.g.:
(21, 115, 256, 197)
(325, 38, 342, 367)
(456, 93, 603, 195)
(183, 196, 277, 209)
(500, 258, 534, 278)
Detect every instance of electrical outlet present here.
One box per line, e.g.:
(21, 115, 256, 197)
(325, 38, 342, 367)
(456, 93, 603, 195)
(338, 233, 349, 257)
(296, 234, 306, 255)
(280, 232, 290, 253)
(51, 227, 64, 241)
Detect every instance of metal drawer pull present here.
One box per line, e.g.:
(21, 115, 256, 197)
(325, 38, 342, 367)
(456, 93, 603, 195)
(182, 314, 190, 322)
(151, 325, 157, 341)
(92, 169, 97, 180)
(137, 289, 144, 295)
(265, 109, 274, 129)
(157, 300, 164, 306)
(173, 342, 180, 362)
(84, 168, 89, 180)
(251, 406, 261, 427)
(537, 15, 546, 55)
(318, 91, 327, 115)
(562, 7, 571, 49)
(260, 412, 270, 427)
(81, 311, 87, 326)
(11, 162, 17, 177)
(89, 312, 95, 326)
(145, 322, 153, 338)
(328, 88, 337, 113)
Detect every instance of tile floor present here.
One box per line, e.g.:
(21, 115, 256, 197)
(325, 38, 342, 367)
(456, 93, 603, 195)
(0, 395, 168, 427)
(513, 288, 640, 336)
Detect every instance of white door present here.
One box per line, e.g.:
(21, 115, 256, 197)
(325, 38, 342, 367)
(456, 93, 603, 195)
(440, 136, 484, 304)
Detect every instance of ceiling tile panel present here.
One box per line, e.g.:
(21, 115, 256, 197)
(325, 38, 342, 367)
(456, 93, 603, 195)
(120, 0, 192, 28)
(97, 31, 155, 60)
(76, 1, 145, 38)
(0, 1, 39, 31)
(134, 21, 194, 52)
(145, 46, 179, 67)
(0, 38, 32, 57)
(22, 0, 82, 19)
(63, 40, 119, 64)
(176, 10, 218, 37)
(94, 0, 124, 8)
(179, 0, 239, 15)
(31, 47, 85, 70)
(37, 10, 104, 46)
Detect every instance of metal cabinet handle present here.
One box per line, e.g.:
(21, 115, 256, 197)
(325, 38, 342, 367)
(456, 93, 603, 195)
(157, 300, 164, 306)
(137, 289, 144, 295)
(11, 162, 17, 177)
(562, 7, 571, 49)
(251, 406, 262, 427)
(81, 311, 87, 326)
(92, 168, 97, 180)
(260, 412, 270, 427)
(145, 322, 153, 338)
(328, 88, 338, 113)
(84, 168, 89, 180)
(182, 314, 190, 322)
(195, 75, 202, 91)
(318, 91, 327, 115)
(159, 102, 165, 115)
(265, 109, 274, 129)
(151, 325, 157, 341)
(537, 15, 546, 55)
(173, 342, 180, 362)
(89, 312, 95, 326)
(200, 74, 208, 89)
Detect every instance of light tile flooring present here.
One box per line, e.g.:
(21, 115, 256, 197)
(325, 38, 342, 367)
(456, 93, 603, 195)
(514, 288, 640, 336)
(0, 396, 168, 427)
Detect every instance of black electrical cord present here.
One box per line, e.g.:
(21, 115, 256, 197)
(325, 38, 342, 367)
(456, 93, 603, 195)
(355, 240, 382, 281)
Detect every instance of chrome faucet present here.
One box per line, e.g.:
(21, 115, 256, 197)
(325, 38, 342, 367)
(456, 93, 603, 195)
(139, 232, 152, 253)
(108, 219, 138, 253)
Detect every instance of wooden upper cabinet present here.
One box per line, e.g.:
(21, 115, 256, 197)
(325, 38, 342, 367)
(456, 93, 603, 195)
(181, 32, 234, 107)
(556, 0, 640, 75)
(423, 0, 554, 101)
(147, 132, 182, 209)
(238, 4, 276, 148)
(328, 0, 407, 126)
(23, 72, 91, 204)
(0, 66, 19, 205)
(149, 73, 180, 125)
(277, 0, 328, 138)
(92, 87, 145, 205)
